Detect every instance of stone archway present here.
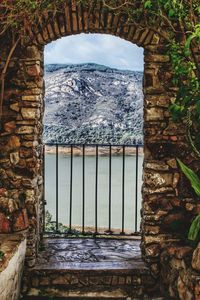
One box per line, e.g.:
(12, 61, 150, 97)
(0, 0, 179, 277)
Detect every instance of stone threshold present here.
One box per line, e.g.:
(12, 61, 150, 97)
(23, 238, 158, 299)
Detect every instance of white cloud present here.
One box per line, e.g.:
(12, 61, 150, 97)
(44, 33, 144, 71)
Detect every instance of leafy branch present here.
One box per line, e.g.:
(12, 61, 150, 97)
(99, 0, 200, 156)
(177, 159, 200, 242)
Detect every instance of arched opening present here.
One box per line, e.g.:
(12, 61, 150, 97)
(43, 33, 144, 236)
(0, 3, 177, 296)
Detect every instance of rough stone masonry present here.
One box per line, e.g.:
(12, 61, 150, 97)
(0, 1, 200, 299)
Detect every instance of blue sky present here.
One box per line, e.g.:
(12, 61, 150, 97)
(44, 33, 144, 71)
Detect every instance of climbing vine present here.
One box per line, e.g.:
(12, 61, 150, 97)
(0, 0, 200, 154)
(95, 0, 200, 157)
(0, 0, 64, 122)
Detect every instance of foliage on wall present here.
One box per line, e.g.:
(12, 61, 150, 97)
(95, 0, 200, 157)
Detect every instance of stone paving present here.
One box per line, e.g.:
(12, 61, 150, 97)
(36, 238, 142, 268)
(23, 238, 160, 299)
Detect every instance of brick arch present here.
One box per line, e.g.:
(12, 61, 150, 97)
(0, 0, 181, 279)
(28, 1, 154, 48)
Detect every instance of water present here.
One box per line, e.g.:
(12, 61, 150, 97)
(45, 153, 143, 233)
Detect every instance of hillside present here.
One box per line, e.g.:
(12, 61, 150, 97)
(43, 63, 143, 145)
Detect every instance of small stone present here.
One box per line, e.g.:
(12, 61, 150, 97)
(26, 46, 41, 59)
(167, 246, 192, 259)
(21, 108, 38, 120)
(26, 64, 41, 77)
(7, 199, 19, 213)
(16, 126, 34, 134)
(0, 188, 7, 196)
(0, 212, 11, 233)
(144, 172, 173, 187)
(31, 277, 39, 287)
(118, 276, 125, 285)
(10, 152, 20, 165)
(162, 213, 185, 229)
(167, 159, 178, 169)
(150, 263, 159, 275)
(26, 258, 36, 267)
(4, 121, 16, 133)
(19, 148, 33, 158)
(145, 225, 160, 235)
(22, 95, 41, 101)
(7, 136, 20, 151)
(145, 162, 169, 171)
(185, 203, 196, 212)
(10, 102, 20, 112)
(12, 209, 29, 232)
(40, 277, 50, 285)
(194, 283, 200, 298)
(111, 276, 118, 285)
(132, 276, 141, 284)
(126, 276, 132, 285)
(173, 173, 180, 188)
(192, 243, 200, 272)
(146, 108, 164, 121)
(170, 135, 178, 142)
(145, 243, 161, 258)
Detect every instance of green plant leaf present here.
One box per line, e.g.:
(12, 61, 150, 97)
(177, 159, 200, 197)
(144, 0, 152, 9)
(169, 9, 175, 17)
(196, 101, 200, 116)
(188, 214, 200, 241)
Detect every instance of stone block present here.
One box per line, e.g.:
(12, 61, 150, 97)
(21, 108, 38, 120)
(0, 212, 11, 233)
(12, 208, 29, 232)
(16, 126, 34, 134)
(22, 95, 41, 101)
(10, 152, 20, 165)
(4, 121, 16, 133)
(7, 136, 20, 151)
(192, 243, 200, 272)
(145, 161, 169, 171)
(0, 197, 18, 214)
(26, 64, 41, 77)
(144, 172, 173, 187)
(145, 108, 164, 121)
(145, 243, 161, 257)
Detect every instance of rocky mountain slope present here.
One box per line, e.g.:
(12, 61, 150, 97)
(43, 63, 143, 145)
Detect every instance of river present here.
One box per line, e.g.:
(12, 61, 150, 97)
(45, 153, 143, 234)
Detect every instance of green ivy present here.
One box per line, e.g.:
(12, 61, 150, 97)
(0, 250, 4, 260)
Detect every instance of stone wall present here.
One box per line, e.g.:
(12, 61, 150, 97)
(0, 233, 26, 300)
(0, 0, 199, 298)
(160, 243, 200, 299)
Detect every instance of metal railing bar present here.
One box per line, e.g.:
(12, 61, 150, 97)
(121, 145, 125, 235)
(108, 145, 112, 232)
(69, 145, 73, 231)
(56, 144, 59, 232)
(135, 145, 139, 232)
(95, 145, 99, 234)
(43, 144, 46, 233)
(82, 145, 85, 234)
(44, 143, 143, 236)
(44, 142, 144, 147)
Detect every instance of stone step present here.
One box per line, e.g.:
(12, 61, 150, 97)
(22, 296, 164, 300)
(22, 238, 159, 299)
(23, 262, 157, 299)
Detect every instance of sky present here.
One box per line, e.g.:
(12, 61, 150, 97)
(44, 33, 144, 71)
